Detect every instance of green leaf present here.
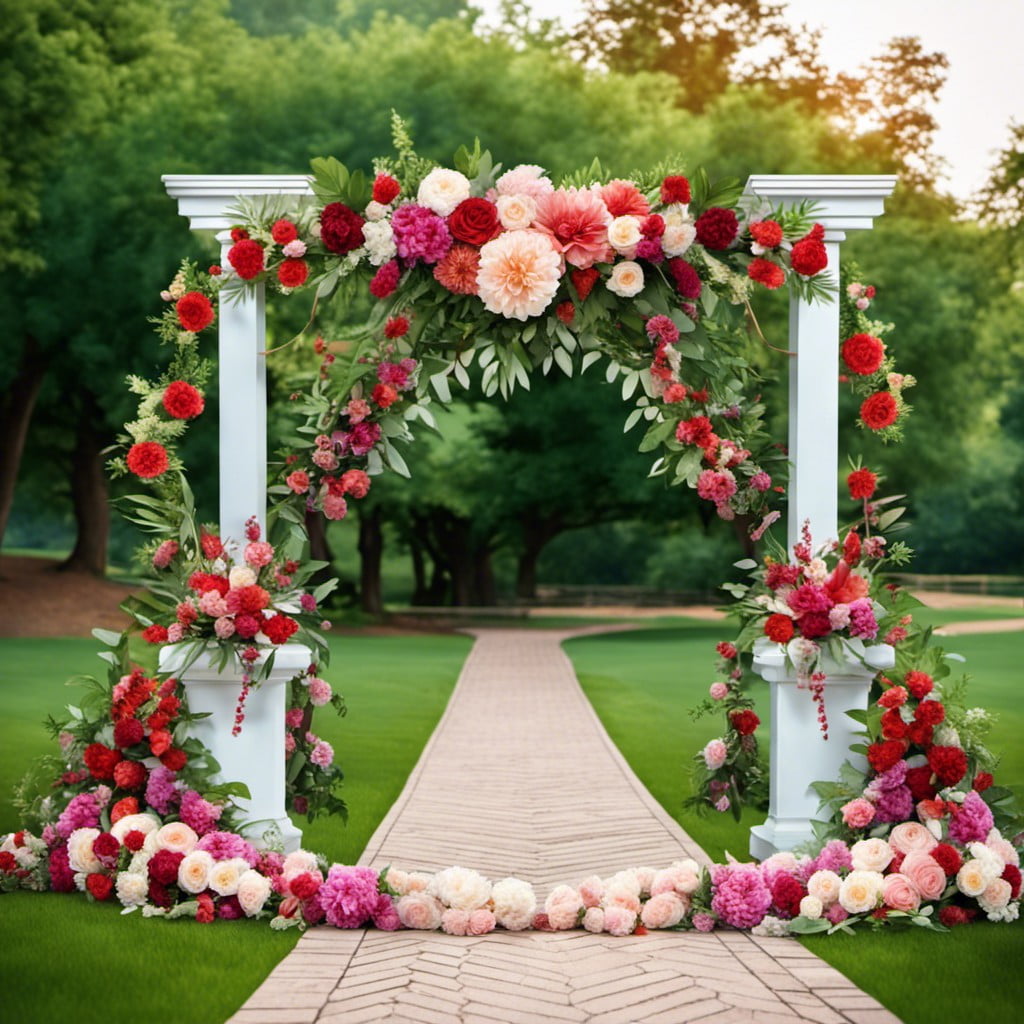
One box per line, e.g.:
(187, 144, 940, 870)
(638, 417, 675, 453)
(91, 628, 123, 647)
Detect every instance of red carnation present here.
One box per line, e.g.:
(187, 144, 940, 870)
(372, 173, 401, 205)
(694, 207, 739, 250)
(234, 612, 263, 639)
(905, 720, 934, 747)
(747, 257, 785, 290)
(372, 383, 398, 409)
(914, 700, 945, 726)
(938, 906, 977, 927)
(82, 742, 121, 780)
(148, 880, 172, 908)
(227, 238, 265, 280)
(790, 224, 827, 276)
(860, 392, 898, 430)
(196, 891, 216, 924)
(92, 831, 120, 868)
(904, 670, 933, 699)
(798, 611, 833, 640)
(113, 718, 145, 748)
(448, 197, 501, 246)
(142, 623, 169, 644)
(842, 333, 885, 376)
(641, 214, 665, 238)
(277, 258, 309, 288)
(271, 219, 298, 244)
(147, 712, 169, 732)
(556, 301, 575, 325)
(880, 708, 908, 740)
(123, 830, 146, 853)
(928, 745, 968, 787)
(162, 381, 205, 420)
(110, 797, 139, 823)
(1003, 864, 1022, 899)
(660, 175, 692, 205)
(158, 694, 181, 718)
(369, 260, 401, 299)
(667, 258, 701, 299)
(749, 220, 783, 248)
(263, 613, 299, 645)
(230, 227, 249, 242)
(729, 709, 760, 736)
(843, 530, 861, 566)
(867, 739, 906, 773)
(716, 641, 738, 660)
(384, 316, 409, 339)
(847, 468, 877, 500)
(149, 729, 172, 757)
(320, 201, 365, 255)
(201, 532, 224, 559)
(877, 685, 907, 709)
(160, 747, 188, 771)
(113, 759, 147, 790)
(770, 874, 806, 919)
(148, 848, 184, 886)
(764, 613, 795, 643)
(209, 264, 222, 276)
(973, 771, 994, 792)
(289, 872, 321, 902)
(905, 764, 937, 802)
(232, 585, 271, 614)
(931, 843, 963, 876)
(175, 291, 215, 333)
(189, 571, 230, 596)
(127, 441, 169, 479)
(86, 873, 115, 901)
(570, 267, 600, 302)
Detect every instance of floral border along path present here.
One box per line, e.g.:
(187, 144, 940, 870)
(230, 629, 898, 1024)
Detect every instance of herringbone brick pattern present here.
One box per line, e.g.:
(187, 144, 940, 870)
(230, 629, 899, 1024)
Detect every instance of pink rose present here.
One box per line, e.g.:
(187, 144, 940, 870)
(440, 908, 469, 935)
(466, 909, 496, 935)
(841, 798, 876, 829)
(640, 893, 685, 929)
(602, 904, 636, 936)
(703, 739, 728, 771)
(396, 893, 443, 930)
(881, 873, 920, 912)
(900, 851, 947, 900)
(322, 494, 348, 520)
(889, 821, 938, 856)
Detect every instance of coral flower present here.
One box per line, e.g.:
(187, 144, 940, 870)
(434, 244, 481, 295)
(476, 230, 562, 321)
(600, 179, 650, 218)
(533, 188, 612, 268)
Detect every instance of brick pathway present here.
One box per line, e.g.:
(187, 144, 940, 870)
(230, 629, 899, 1024)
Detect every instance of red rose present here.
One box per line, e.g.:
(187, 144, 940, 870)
(110, 797, 139, 823)
(880, 708, 908, 740)
(904, 670, 933, 699)
(930, 843, 963, 876)
(667, 258, 701, 299)
(928, 745, 968, 787)
(142, 623, 169, 644)
(227, 238, 265, 280)
(175, 291, 215, 333)
(749, 220, 783, 248)
(271, 219, 298, 244)
(447, 197, 500, 246)
(372, 383, 398, 409)
(127, 442, 169, 479)
(162, 381, 205, 420)
(277, 258, 309, 288)
(113, 759, 147, 790)
(1003, 864, 1022, 899)
(570, 267, 600, 302)
(320, 201, 365, 255)
(914, 700, 945, 726)
(847, 468, 877, 500)
(148, 849, 184, 886)
(867, 739, 906, 773)
(86, 873, 114, 901)
(556, 300, 575, 325)
(372, 173, 401, 205)
(660, 175, 692, 204)
(729, 709, 760, 735)
(369, 260, 401, 299)
(160, 747, 188, 771)
(764, 614, 794, 643)
(790, 224, 827, 276)
(747, 257, 785, 290)
(263, 613, 299, 645)
(384, 316, 409, 339)
(973, 771, 994, 792)
(860, 392, 898, 430)
(905, 764, 937, 802)
(83, 742, 122, 780)
(113, 717, 145, 748)
(841, 333, 885, 376)
(694, 207, 739, 250)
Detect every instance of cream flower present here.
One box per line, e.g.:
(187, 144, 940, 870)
(496, 194, 537, 231)
(363, 200, 389, 221)
(662, 223, 697, 257)
(396, 892, 444, 930)
(417, 168, 471, 216)
(582, 906, 604, 933)
(208, 857, 250, 897)
(957, 860, 990, 898)
(237, 868, 273, 916)
(154, 821, 198, 855)
(607, 215, 642, 257)
(799, 895, 824, 919)
(606, 260, 645, 298)
(115, 871, 150, 908)
(177, 849, 215, 894)
(851, 838, 894, 873)
(495, 164, 554, 200)
(67, 828, 101, 874)
(806, 870, 842, 907)
(283, 849, 321, 879)
(491, 877, 537, 931)
(228, 566, 257, 589)
(476, 230, 561, 321)
(838, 869, 884, 914)
(431, 865, 492, 911)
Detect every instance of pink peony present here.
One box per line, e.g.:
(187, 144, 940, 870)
(55, 792, 104, 839)
(640, 892, 685, 929)
(602, 904, 637, 936)
(848, 598, 879, 640)
(495, 164, 554, 200)
(317, 865, 381, 928)
(390, 204, 452, 265)
(178, 790, 222, 837)
(577, 875, 604, 908)
(532, 187, 612, 268)
(711, 865, 772, 928)
(195, 831, 259, 866)
(467, 908, 497, 935)
(544, 884, 583, 930)
(476, 230, 562, 321)
(811, 840, 853, 875)
(703, 738, 728, 770)
(144, 765, 180, 816)
(372, 892, 402, 931)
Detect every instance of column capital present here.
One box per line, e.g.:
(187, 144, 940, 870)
(744, 174, 898, 233)
(162, 174, 314, 231)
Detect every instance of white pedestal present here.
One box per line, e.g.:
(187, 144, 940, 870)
(159, 643, 310, 852)
(749, 638, 895, 860)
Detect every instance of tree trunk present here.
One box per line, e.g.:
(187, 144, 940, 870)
(58, 392, 110, 576)
(731, 513, 758, 560)
(358, 504, 384, 616)
(0, 334, 48, 549)
(408, 534, 429, 605)
(515, 518, 560, 602)
(473, 548, 497, 606)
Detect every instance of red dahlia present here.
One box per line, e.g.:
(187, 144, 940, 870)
(927, 745, 968, 787)
(369, 260, 401, 299)
(320, 201, 365, 255)
(277, 258, 309, 288)
(694, 207, 739, 250)
(448, 197, 500, 246)
(148, 849, 184, 886)
(372, 173, 401, 205)
(938, 906, 976, 927)
(162, 381, 205, 420)
(749, 220, 783, 248)
(747, 257, 785, 289)
(860, 391, 898, 430)
(790, 224, 827, 276)
(667, 258, 701, 299)
(227, 238, 266, 280)
(126, 441, 169, 479)
(847, 468, 877, 500)
(175, 291, 215, 333)
(660, 175, 692, 204)
(764, 613, 795, 643)
(842, 333, 885, 375)
(271, 219, 299, 244)
(570, 267, 601, 302)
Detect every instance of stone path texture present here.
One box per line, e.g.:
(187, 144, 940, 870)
(230, 629, 899, 1024)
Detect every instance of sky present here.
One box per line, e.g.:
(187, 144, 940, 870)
(473, 0, 1024, 199)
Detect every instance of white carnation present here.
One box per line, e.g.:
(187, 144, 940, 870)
(362, 219, 397, 266)
(364, 200, 390, 221)
(116, 871, 150, 908)
(417, 168, 470, 216)
(491, 877, 536, 931)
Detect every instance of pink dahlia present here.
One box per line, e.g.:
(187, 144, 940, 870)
(533, 188, 612, 268)
(476, 230, 562, 321)
(710, 865, 772, 928)
(390, 203, 452, 265)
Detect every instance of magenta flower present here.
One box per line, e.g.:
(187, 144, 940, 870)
(711, 865, 772, 929)
(390, 204, 452, 265)
(317, 865, 381, 928)
(195, 831, 260, 866)
(948, 790, 995, 845)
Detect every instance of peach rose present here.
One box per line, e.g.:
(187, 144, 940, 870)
(607, 215, 642, 256)
(397, 893, 443, 930)
(283, 850, 320, 879)
(544, 884, 583, 930)
(177, 850, 214, 894)
(602, 878, 642, 915)
(67, 829, 101, 874)
(978, 878, 1012, 914)
(889, 821, 937, 856)
(154, 821, 198, 855)
(431, 866, 491, 911)
(237, 868, 272, 916)
(208, 857, 248, 897)
(850, 837, 894, 873)
(496, 194, 537, 231)
(640, 893, 685, 929)
(606, 260, 645, 298)
(440, 908, 470, 935)
(577, 874, 605, 908)
(881, 873, 920, 912)
(653, 860, 702, 897)
(957, 860, 990, 898)
(900, 851, 947, 901)
(602, 904, 637, 936)
(838, 870, 884, 914)
(490, 877, 536, 931)
(806, 869, 843, 907)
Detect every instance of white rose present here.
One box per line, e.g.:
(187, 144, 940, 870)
(431, 866, 492, 911)
(237, 868, 273, 916)
(417, 168, 471, 216)
(116, 871, 150, 908)
(850, 838, 894, 873)
(607, 215, 642, 256)
(806, 869, 842, 907)
(208, 857, 249, 897)
(362, 219, 397, 267)
(177, 850, 215, 895)
(283, 849, 321, 879)
(67, 829, 101, 874)
(662, 223, 697, 257)
(228, 566, 257, 589)
(606, 260, 644, 298)
(799, 895, 824, 919)
(496, 194, 536, 231)
(111, 813, 162, 843)
(838, 870, 884, 914)
(491, 877, 536, 931)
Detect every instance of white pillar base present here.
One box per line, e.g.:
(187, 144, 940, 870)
(159, 643, 310, 853)
(749, 638, 894, 860)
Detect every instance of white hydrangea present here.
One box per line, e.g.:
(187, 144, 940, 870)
(751, 915, 792, 937)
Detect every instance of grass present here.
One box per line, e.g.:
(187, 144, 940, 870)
(0, 632, 471, 1024)
(565, 617, 1024, 1024)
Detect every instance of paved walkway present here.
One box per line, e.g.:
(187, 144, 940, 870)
(230, 630, 899, 1024)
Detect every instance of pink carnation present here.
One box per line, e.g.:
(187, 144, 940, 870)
(848, 598, 879, 640)
(195, 831, 259, 866)
(696, 468, 737, 505)
(144, 765, 180, 816)
(533, 187, 612, 268)
(811, 840, 853, 875)
(244, 541, 274, 567)
(308, 677, 332, 707)
(152, 540, 179, 569)
(55, 792, 103, 839)
(841, 798, 876, 829)
(750, 471, 772, 492)
(709, 682, 728, 700)
(310, 740, 334, 769)
(703, 738, 728, 770)
(179, 789, 222, 836)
